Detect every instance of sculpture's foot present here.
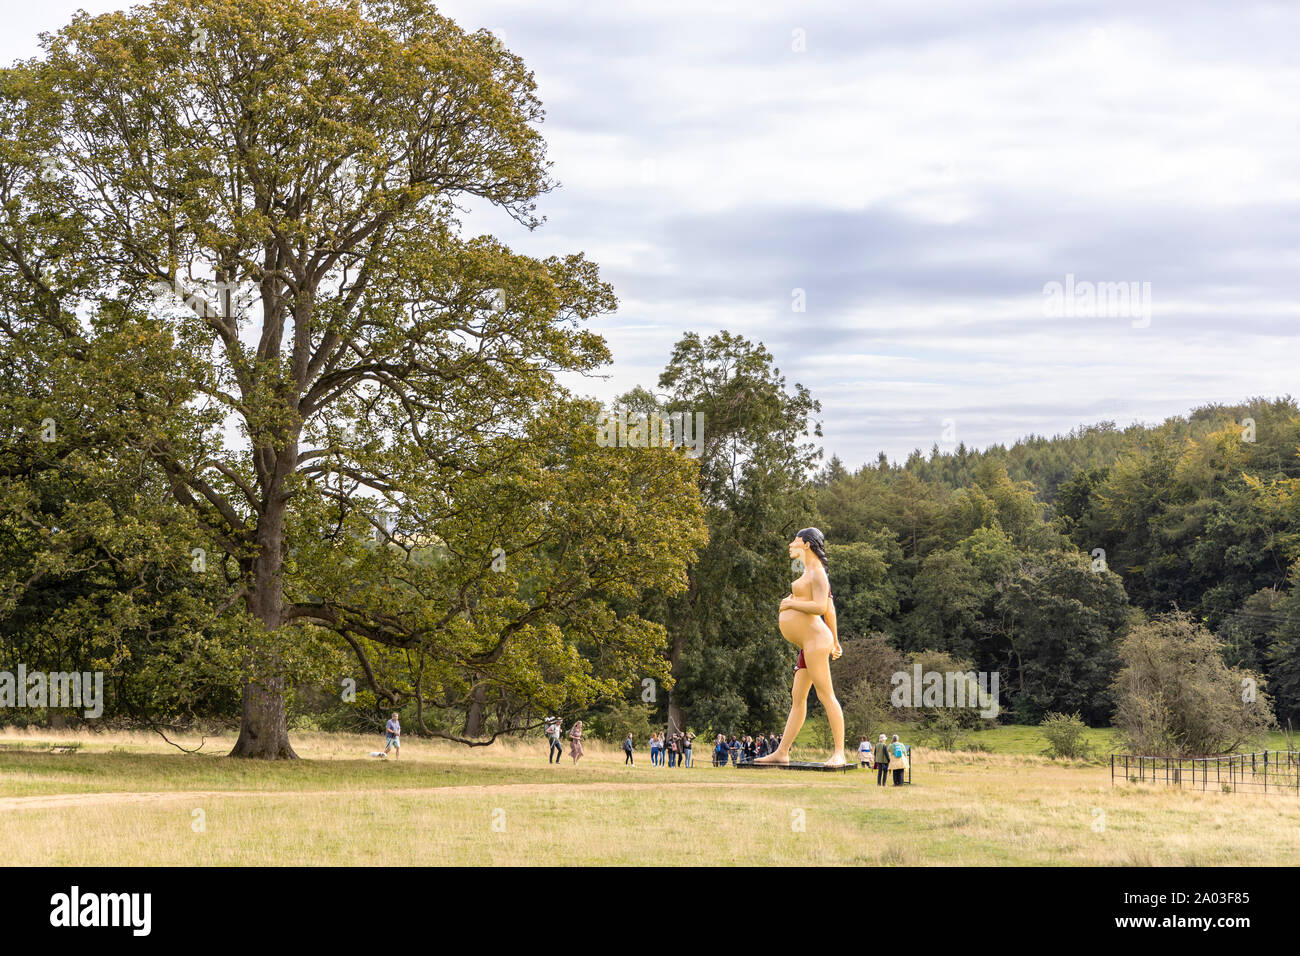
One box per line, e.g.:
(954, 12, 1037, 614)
(753, 752, 790, 765)
(823, 752, 847, 768)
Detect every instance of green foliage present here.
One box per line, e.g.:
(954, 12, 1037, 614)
(1038, 712, 1092, 759)
(583, 698, 655, 743)
(891, 649, 1000, 734)
(994, 549, 1130, 724)
(0, 0, 711, 752)
(802, 712, 833, 751)
(920, 711, 965, 751)
(1112, 612, 1275, 756)
(635, 331, 822, 735)
(842, 678, 888, 744)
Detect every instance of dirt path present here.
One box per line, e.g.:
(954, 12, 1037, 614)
(0, 779, 817, 812)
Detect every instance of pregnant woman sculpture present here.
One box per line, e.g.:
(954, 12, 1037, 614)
(754, 527, 846, 767)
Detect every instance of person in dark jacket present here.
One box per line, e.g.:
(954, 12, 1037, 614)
(622, 732, 635, 765)
(875, 733, 889, 786)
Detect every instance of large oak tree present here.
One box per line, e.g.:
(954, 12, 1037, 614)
(0, 0, 705, 755)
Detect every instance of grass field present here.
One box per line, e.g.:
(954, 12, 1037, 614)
(2, 726, 1298, 866)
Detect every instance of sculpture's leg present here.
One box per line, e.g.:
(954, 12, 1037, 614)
(805, 650, 846, 766)
(755, 668, 814, 764)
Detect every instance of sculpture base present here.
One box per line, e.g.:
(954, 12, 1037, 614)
(738, 761, 856, 772)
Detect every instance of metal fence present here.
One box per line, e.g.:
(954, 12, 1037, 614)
(1111, 751, 1300, 794)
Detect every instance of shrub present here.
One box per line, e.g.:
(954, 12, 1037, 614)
(1039, 711, 1091, 759)
(584, 698, 655, 742)
(921, 711, 964, 751)
(1112, 611, 1275, 756)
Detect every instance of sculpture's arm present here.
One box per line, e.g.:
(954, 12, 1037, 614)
(779, 575, 829, 615)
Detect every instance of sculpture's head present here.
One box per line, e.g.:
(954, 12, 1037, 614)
(790, 527, 829, 571)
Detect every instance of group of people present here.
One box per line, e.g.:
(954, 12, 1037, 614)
(712, 733, 785, 766)
(858, 733, 911, 785)
(542, 718, 910, 785)
(646, 731, 695, 766)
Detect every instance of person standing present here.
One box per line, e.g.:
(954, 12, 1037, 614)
(683, 732, 693, 768)
(545, 716, 564, 764)
(714, 734, 727, 767)
(383, 712, 401, 759)
(889, 734, 909, 786)
(667, 733, 678, 768)
(858, 735, 873, 769)
(568, 720, 585, 766)
(623, 732, 635, 765)
(649, 732, 660, 766)
(875, 733, 889, 786)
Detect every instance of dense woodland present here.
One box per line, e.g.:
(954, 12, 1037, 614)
(808, 396, 1300, 733)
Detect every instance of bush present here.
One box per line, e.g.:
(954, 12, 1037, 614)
(1112, 611, 1275, 756)
(1039, 711, 1091, 759)
(583, 698, 655, 742)
(803, 713, 834, 750)
(920, 711, 964, 751)
(842, 678, 887, 743)
(897, 649, 998, 730)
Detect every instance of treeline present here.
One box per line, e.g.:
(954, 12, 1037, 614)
(811, 396, 1300, 728)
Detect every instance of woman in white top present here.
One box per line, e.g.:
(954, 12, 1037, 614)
(857, 735, 872, 768)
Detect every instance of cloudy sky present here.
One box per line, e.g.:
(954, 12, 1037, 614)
(7, 0, 1299, 466)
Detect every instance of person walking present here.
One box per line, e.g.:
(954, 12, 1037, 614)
(568, 720, 585, 766)
(545, 716, 564, 764)
(889, 734, 909, 786)
(622, 732, 635, 765)
(858, 735, 873, 769)
(875, 733, 889, 786)
(383, 712, 401, 759)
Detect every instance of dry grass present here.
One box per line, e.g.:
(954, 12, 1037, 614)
(1, 728, 1296, 866)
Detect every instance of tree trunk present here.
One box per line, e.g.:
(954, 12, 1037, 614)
(464, 681, 488, 737)
(665, 575, 696, 736)
(229, 674, 297, 759)
(667, 699, 685, 736)
(229, 497, 298, 759)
